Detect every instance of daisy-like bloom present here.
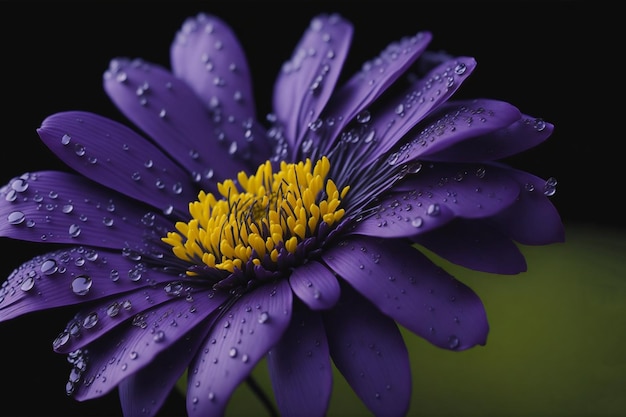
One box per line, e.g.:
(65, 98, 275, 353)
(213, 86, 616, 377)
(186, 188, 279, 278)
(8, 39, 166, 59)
(0, 12, 563, 417)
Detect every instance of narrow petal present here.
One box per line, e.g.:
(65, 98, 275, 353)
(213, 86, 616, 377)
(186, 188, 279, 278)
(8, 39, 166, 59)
(38, 111, 198, 216)
(492, 168, 565, 245)
(385, 99, 523, 165)
(361, 57, 477, 164)
(323, 236, 489, 350)
(267, 302, 331, 417)
(353, 162, 519, 238)
(273, 13, 353, 149)
(119, 324, 209, 417)
(171, 13, 258, 121)
(103, 58, 266, 190)
(0, 247, 177, 321)
(289, 260, 340, 310)
(0, 171, 172, 251)
(424, 113, 554, 162)
(413, 218, 527, 274)
(53, 278, 220, 354)
(318, 31, 433, 155)
(72, 290, 226, 401)
(323, 284, 411, 417)
(186, 280, 292, 417)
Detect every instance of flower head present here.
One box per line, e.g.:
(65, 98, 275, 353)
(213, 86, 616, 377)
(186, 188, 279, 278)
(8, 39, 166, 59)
(0, 12, 563, 417)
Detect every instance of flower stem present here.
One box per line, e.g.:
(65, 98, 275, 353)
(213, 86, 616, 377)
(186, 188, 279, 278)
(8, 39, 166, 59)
(246, 376, 278, 417)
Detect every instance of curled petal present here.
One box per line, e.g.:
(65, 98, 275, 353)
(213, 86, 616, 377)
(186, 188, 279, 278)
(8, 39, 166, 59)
(268, 303, 331, 417)
(323, 284, 411, 417)
(354, 162, 519, 238)
(386, 99, 523, 164)
(492, 168, 565, 245)
(186, 280, 292, 417)
(323, 235, 489, 350)
(424, 111, 555, 162)
(413, 218, 527, 274)
(289, 260, 340, 310)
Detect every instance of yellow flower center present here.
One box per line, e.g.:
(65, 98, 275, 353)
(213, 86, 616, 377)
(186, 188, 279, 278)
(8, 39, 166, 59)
(162, 157, 349, 273)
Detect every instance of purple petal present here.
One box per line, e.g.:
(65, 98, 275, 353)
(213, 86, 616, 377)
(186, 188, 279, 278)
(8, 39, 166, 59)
(72, 290, 225, 401)
(54, 277, 224, 354)
(413, 218, 527, 274)
(38, 111, 198, 216)
(354, 162, 519, 238)
(186, 280, 292, 417)
(273, 14, 353, 149)
(267, 303, 331, 417)
(318, 31, 433, 154)
(492, 168, 565, 245)
(323, 235, 489, 350)
(0, 247, 178, 321)
(103, 58, 267, 190)
(353, 195, 455, 238)
(424, 113, 554, 162)
(323, 284, 411, 417)
(289, 260, 340, 310)
(119, 324, 210, 417)
(386, 99, 523, 164)
(362, 57, 477, 164)
(171, 13, 258, 122)
(0, 171, 172, 250)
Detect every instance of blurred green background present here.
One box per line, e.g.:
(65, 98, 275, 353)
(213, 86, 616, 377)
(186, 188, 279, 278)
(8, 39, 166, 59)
(214, 225, 626, 417)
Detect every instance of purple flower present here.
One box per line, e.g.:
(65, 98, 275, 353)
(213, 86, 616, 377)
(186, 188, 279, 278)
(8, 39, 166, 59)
(0, 11, 563, 417)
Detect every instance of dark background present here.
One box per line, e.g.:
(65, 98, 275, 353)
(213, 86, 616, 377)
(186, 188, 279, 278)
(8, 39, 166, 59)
(0, 1, 616, 416)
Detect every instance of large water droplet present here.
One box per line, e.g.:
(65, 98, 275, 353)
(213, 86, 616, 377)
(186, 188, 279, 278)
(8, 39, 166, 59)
(71, 275, 92, 296)
(7, 211, 25, 225)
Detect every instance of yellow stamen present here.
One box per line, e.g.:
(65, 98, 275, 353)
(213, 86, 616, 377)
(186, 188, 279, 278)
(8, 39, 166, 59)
(163, 157, 349, 273)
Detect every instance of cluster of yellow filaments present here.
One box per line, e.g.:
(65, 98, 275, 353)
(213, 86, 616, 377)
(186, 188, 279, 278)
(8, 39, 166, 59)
(162, 157, 349, 273)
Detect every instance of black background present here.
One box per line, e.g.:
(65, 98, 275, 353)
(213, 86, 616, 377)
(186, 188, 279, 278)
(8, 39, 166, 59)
(0, 1, 616, 416)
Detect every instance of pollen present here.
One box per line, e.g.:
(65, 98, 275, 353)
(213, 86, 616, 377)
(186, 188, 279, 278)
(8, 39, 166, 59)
(162, 157, 349, 273)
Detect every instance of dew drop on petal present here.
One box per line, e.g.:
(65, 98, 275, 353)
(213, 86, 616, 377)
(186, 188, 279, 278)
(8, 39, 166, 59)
(20, 276, 35, 291)
(7, 211, 25, 225)
(258, 311, 270, 324)
(71, 275, 92, 296)
(41, 259, 58, 275)
(82, 312, 99, 329)
(448, 335, 460, 349)
(69, 224, 81, 238)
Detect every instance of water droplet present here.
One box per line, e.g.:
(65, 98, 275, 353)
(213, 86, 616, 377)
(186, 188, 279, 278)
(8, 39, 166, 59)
(448, 335, 460, 349)
(229, 347, 238, 358)
(61, 134, 72, 145)
(20, 276, 35, 291)
(153, 330, 165, 342)
(82, 312, 99, 329)
(69, 224, 81, 238)
(12, 177, 29, 193)
(7, 211, 25, 225)
(258, 311, 270, 324)
(356, 110, 371, 123)
(71, 275, 92, 296)
(41, 259, 58, 275)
